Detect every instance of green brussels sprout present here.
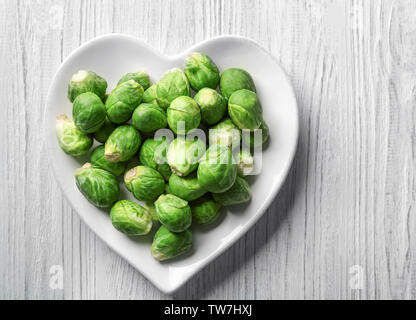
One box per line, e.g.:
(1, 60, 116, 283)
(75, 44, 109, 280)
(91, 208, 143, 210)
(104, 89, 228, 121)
(110, 200, 153, 236)
(90, 145, 126, 177)
(138, 138, 171, 180)
(197, 144, 237, 193)
(167, 138, 206, 176)
(105, 125, 142, 163)
(93, 117, 116, 143)
(168, 173, 206, 201)
(184, 52, 220, 91)
(220, 68, 256, 99)
(124, 166, 165, 201)
(145, 201, 159, 221)
(165, 183, 172, 194)
(191, 194, 222, 225)
(212, 176, 251, 206)
(132, 103, 167, 133)
(75, 163, 119, 207)
(151, 225, 192, 261)
(125, 155, 140, 173)
(103, 94, 109, 103)
(167, 96, 201, 134)
(117, 70, 150, 90)
(228, 89, 262, 130)
(72, 92, 107, 133)
(156, 68, 190, 109)
(67, 70, 107, 103)
(56, 114, 93, 156)
(105, 80, 144, 124)
(194, 88, 227, 125)
(142, 84, 159, 106)
(155, 194, 192, 232)
(243, 119, 270, 148)
(209, 118, 241, 148)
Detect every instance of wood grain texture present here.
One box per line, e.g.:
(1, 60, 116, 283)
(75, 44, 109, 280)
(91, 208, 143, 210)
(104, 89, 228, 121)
(0, 0, 415, 300)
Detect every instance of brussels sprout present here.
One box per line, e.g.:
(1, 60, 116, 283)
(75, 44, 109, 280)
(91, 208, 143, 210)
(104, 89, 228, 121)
(145, 201, 159, 221)
(209, 118, 241, 149)
(167, 96, 201, 134)
(228, 89, 262, 130)
(243, 119, 270, 148)
(236, 149, 254, 176)
(165, 183, 172, 194)
(125, 155, 140, 172)
(72, 92, 107, 133)
(56, 114, 93, 156)
(184, 52, 220, 91)
(93, 117, 116, 143)
(151, 225, 192, 261)
(220, 68, 256, 99)
(117, 70, 150, 90)
(197, 144, 237, 193)
(194, 88, 227, 125)
(124, 166, 165, 201)
(110, 200, 153, 236)
(168, 173, 206, 201)
(260, 120, 269, 144)
(155, 194, 192, 232)
(105, 125, 142, 163)
(132, 103, 167, 133)
(105, 80, 144, 124)
(103, 94, 109, 103)
(139, 138, 171, 180)
(142, 84, 159, 106)
(156, 68, 190, 109)
(75, 163, 119, 208)
(191, 194, 222, 225)
(90, 145, 126, 177)
(167, 138, 206, 176)
(212, 176, 251, 206)
(68, 70, 107, 103)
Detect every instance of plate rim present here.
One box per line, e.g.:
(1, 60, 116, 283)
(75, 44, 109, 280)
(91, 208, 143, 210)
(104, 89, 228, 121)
(45, 33, 299, 294)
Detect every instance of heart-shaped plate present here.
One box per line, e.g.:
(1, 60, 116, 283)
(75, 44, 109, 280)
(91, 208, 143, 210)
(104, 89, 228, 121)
(45, 34, 299, 293)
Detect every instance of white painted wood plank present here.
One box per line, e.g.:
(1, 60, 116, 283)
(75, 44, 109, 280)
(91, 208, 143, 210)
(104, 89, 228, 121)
(0, 0, 415, 300)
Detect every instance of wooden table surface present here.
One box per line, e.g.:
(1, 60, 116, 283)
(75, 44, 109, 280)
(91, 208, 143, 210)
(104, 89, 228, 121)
(1, 0, 415, 300)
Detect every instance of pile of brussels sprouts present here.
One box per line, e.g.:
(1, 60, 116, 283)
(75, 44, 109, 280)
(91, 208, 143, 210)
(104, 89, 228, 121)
(56, 52, 269, 262)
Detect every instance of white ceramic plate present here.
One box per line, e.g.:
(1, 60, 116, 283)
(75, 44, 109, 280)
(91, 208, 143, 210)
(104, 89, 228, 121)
(45, 34, 298, 294)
